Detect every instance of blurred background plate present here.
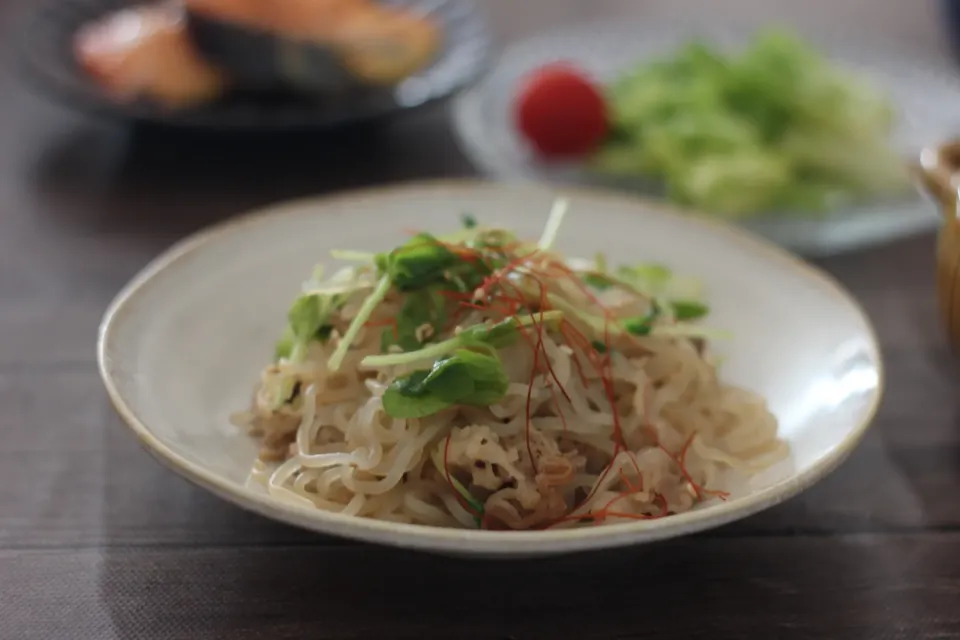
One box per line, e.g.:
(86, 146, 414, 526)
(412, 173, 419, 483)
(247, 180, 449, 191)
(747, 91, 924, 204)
(18, 0, 492, 131)
(452, 20, 960, 257)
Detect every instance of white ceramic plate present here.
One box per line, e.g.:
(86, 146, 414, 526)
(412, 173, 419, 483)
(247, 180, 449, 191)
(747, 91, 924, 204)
(451, 21, 957, 257)
(97, 181, 883, 556)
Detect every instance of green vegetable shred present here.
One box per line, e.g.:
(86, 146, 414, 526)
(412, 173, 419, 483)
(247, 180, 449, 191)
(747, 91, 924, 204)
(269, 203, 719, 422)
(592, 29, 911, 217)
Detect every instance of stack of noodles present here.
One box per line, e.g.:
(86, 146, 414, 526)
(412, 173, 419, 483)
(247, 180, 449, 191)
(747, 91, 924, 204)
(232, 202, 786, 530)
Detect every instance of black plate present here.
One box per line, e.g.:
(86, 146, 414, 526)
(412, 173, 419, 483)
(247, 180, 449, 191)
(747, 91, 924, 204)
(17, 0, 492, 131)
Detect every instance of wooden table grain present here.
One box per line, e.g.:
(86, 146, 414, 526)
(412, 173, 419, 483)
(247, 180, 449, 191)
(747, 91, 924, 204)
(3, 0, 960, 638)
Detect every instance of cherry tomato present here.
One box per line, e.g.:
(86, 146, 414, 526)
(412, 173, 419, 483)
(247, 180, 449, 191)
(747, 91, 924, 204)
(514, 63, 609, 158)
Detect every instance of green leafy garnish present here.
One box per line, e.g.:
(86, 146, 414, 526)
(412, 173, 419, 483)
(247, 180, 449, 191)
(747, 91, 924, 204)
(617, 263, 672, 291)
(382, 349, 510, 418)
(275, 324, 335, 360)
(623, 300, 709, 335)
(275, 327, 295, 361)
(671, 300, 709, 321)
(381, 288, 448, 352)
(624, 304, 662, 337)
(266, 205, 729, 428)
(582, 252, 613, 290)
(375, 232, 496, 296)
(381, 375, 452, 418)
(582, 262, 690, 298)
(362, 311, 563, 369)
(583, 273, 614, 291)
(270, 292, 344, 407)
(277, 292, 342, 363)
(595, 252, 608, 273)
(288, 295, 324, 343)
(375, 233, 460, 292)
(466, 228, 518, 251)
(461, 213, 478, 229)
(615, 263, 704, 302)
(327, 275, 392, 372)
(457, 317, 526, 350)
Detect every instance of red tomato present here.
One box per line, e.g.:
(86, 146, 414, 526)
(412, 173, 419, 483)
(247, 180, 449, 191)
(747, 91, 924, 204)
(514, 63, 609, 158)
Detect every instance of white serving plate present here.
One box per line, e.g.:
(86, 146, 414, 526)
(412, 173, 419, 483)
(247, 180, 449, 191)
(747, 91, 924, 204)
(97, 180, 883, 557)
(451, 21, 958, 256)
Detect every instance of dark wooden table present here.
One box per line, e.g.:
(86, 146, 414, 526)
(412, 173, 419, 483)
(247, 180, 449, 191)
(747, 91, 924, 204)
(3, 1, 960, 638)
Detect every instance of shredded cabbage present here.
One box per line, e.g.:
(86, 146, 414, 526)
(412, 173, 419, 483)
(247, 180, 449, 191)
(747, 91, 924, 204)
(592, 29, 910, 218)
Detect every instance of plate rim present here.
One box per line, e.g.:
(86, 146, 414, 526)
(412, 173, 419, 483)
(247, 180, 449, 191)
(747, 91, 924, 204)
(97, 178, 885, 555)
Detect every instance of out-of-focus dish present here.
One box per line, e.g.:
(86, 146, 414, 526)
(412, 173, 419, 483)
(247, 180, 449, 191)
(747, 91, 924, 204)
(74, 2, 227, 108)
(185, 0, 441, 93)
(452, 21, 959, 256)
(235, 202, 785, 530)
(19, 0, 490, 129)
(72, 0, 441, 108)
(97, 181, 882, 555)
(514, 30, 911, 219)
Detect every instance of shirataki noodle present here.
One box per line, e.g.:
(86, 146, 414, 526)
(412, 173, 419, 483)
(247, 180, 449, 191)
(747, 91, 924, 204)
(232, 206, 787, 530)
